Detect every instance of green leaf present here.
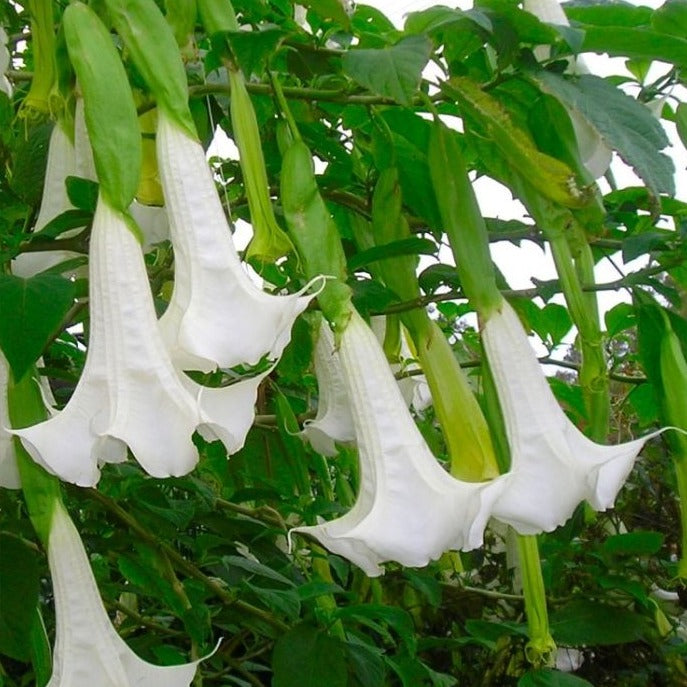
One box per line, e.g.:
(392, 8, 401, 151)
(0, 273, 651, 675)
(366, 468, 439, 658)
(342, 35, 432, 106)
(652, 0, 687, 38)
(335, 605, 417, 655)
(604, 302, 635, 338)
(65, 176, 99, 213)
(577, 26, 687, 70)
(223, 554, 295, 587)
(31, 208, 92, 241)
(346, 641, 386, 687)
(549, 600, 650, 646)
(220, 28, 285, 78)
(535, 72, 674, 198)
(602, 530, 664, 556)
(0, 273, 76, 380)
(272, 624, 347, 687)
(300, 0, 351, 28)
(518, 668, 594, 687)
(347, 236, 437, 272)
(0, 534, 40, 661)
(540, 303, 572, 347)
(10, 123, 52, 208)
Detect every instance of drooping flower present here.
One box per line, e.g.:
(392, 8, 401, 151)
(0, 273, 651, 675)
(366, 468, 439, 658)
(291, 310, 507, 576)
(156, 113, 321, 373)
(483, 299, 664, 534)
(13, 198, 266, 486)
(299, 319, 355, 456)
(11, 122, 84, 278)
(46, 500, 209, 686)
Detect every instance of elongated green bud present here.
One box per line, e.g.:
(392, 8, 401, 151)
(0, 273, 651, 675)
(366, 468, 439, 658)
(21, 0, 57, 122)
(104, 0, 197, 139)
(371, 167, 499, 481)
(428, 121, 503, 319)
(229, 69, 295, 263)
(281, 138, 352, 333)
(63, 2, 141, 212)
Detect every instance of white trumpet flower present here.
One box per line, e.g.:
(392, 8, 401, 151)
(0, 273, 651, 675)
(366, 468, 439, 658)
(483, 299, 664, 534)
(291, 311, 506, 577)
(0, 352, 20, 489)
(12, 123, 84, 278)
(300, 320, 355, 456)
(46, 501, 207, 687)
(156, 114, 321, 373)
(13, 198, 266, 486)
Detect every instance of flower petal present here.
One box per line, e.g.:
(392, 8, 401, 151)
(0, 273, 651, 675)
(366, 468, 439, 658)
(292, 311, 506, 576)
(156, 113, 319, 372)
(14, 200, 202, 485)
(46, 501, 206, 687)
(483, 299, 662, 534)
(300, 320, 355, 456)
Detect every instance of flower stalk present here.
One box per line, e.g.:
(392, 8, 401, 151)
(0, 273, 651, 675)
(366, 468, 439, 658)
(516, 535, 556, 667)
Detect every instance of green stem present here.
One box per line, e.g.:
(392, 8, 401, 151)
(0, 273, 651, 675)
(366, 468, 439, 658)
(516, 533, 556, 667)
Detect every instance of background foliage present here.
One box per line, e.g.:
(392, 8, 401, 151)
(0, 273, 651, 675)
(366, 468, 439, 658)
(1, 0, 687, 685)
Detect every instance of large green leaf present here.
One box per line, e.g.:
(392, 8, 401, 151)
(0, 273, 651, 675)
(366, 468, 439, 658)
(0, 534, 40, 661)
(535, 72, 674, 198)
(549, 600, 650, 646)
(342, 35, 432, 106)
(0, 273, 76, 380)
(300, 0, 351, 28)
(652, 0, 687, 38)
(272, 624, 347, 687)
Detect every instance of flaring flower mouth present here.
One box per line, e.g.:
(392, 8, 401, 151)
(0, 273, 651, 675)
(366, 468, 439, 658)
(46, 501, 211, 686)
(482, 299, 665, 535)
(291, 310, 506, 577)
(156, 114, 322, 373)
(12, 198, 265, 487)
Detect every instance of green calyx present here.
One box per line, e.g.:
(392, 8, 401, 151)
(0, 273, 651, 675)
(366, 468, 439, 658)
(516, 534, 556, 669)
(104, 0, 197, 140)
(229, 69, 295, 264)
(8, 369, 61, 547)
(281, 137, 352, 334)
(197, 0, 239, 33)
(63, 2, 141, 212)
(20, 0, 57, 123)
(370, 166, 499, 481)
(428, 121, 503, 320)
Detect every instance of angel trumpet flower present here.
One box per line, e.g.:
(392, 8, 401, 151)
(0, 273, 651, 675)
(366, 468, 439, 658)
(291, 310, 506, 577)
(483, 299, 664, 534)
(299, 319, 355, 456)
(0, 27, 11, 97)
(46, 500, 207, 686)
(156, 114, 320, 372)
(13, 198, 266, 486)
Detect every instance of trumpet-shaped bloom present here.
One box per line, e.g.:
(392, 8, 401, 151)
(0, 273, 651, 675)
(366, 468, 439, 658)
(13, 199, 266, 486)
(483, 300, 664, 534)
(291, 311, 506, 576)
(46, 501, 207, 686)
(0, 352, 20, 489)
(300, 320, 355, 456)
(12, 123, 84, 278)
(156, 114, 320, 373)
